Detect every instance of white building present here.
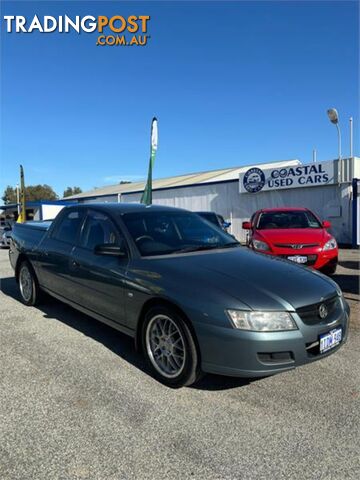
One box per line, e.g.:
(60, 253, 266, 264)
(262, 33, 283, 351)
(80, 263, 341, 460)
(66, 157, 360, 245)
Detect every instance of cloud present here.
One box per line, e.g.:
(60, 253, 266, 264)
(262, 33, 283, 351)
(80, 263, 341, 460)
(102, 174, 145, 184)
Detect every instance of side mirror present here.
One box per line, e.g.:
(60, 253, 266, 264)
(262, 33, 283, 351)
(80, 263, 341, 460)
(223, 221, 231, 229)
(94, 243, 127, 257)
(322, 220, 331, 229)
(242, 221, 252, 230)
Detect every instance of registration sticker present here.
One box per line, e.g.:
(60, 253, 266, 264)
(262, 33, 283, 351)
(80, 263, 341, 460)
(320, 328, 342, 354)
(287, 255, 307, 264)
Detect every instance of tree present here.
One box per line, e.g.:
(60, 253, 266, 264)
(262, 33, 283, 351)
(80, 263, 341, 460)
(63, 186, 83, 198)
(1, 184, 58, 204)
(2, 186, 17, 204)
(26, 185, 58, 201)
(119, 181, 132, 184)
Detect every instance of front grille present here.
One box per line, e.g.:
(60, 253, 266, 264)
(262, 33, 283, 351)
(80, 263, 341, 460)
(297, 295, 341, 325)
(274, 243, 319, 249)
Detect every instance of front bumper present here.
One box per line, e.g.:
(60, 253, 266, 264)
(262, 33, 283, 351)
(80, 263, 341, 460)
(256, 247, 338, 271)
(194, 300, 349, 377)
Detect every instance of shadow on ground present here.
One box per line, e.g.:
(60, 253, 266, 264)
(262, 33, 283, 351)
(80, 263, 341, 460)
(339, 261, 360, 271)
(0, 276, 254, 391)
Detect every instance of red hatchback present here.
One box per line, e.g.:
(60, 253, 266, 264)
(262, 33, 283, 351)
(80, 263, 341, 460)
(242, 208, 338, 274)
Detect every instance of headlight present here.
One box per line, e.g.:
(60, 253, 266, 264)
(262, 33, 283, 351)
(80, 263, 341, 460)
(226, 310, 298, 331)
(323, 237, 337, 251)
(252, 239, 270, 251)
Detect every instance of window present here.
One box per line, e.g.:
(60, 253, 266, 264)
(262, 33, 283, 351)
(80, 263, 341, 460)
(52, 210, 84, 244)
(122, 211, 238, 256)
(257, 211, 321, 230)
(80, 211, 121, 250)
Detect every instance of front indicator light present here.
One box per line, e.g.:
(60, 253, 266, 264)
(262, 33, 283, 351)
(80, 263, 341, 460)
(226, 310, 298, 331)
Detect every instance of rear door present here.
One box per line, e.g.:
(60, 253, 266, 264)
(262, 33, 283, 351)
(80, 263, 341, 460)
(69, 209, 129, 326)
(37, 208, 85, 301)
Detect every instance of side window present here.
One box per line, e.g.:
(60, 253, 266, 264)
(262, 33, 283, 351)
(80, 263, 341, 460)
(52, 210, 84, 244)
(80, 211, 121, 251)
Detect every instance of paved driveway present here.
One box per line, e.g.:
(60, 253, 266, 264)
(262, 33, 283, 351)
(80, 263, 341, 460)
(0, 248, 359, 479)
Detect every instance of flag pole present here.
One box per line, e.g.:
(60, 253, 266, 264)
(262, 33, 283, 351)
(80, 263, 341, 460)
(141, 117, 158, 205)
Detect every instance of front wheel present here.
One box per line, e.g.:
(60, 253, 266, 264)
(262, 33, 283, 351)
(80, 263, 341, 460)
(142, 306, 201, 388)
(18, 261, 41, 306)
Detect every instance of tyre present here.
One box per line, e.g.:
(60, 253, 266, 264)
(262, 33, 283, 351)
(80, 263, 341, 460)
(321, 264, 337, 276)
(142, 306, 201, 388)
(18, 261, 41, 306)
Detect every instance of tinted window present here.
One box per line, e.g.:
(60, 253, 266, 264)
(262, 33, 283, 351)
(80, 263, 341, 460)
(257, 211, 321, 229)
(197, 212, 219, 226)
(122, 211, 238, 256)
(81, 211, 120, 250)
(52, 210, 84, 244)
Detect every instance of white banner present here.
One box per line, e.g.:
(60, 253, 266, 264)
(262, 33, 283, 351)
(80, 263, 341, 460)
(239, 161, 336, 194)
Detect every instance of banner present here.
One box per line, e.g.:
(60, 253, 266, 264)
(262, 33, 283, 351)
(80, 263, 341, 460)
(17, 165, 26, 223)
(141, 117, 158, 205)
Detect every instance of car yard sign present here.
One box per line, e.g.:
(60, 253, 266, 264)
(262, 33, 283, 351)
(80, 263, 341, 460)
(239, 161, 336, 194)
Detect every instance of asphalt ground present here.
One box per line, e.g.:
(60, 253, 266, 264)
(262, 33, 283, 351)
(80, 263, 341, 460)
(0, 248, 359, 480)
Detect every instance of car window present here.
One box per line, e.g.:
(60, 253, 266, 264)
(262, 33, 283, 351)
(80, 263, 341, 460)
(198, 212, 219, 226)
(257, 211, 321, 229)
(52, 210, 84, 244)
(122, 211, 238, 256)
(80, 210, 121, 250)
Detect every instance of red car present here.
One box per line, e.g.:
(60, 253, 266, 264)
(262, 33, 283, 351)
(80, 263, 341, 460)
(242, 207, 338, 274)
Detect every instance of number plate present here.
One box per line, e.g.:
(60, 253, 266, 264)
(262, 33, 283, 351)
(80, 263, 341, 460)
(320, 328, 342, 354)
(287, 255, 307, 264)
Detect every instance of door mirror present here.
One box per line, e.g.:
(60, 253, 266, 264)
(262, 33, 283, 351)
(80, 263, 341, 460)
(94, 243, 127, 257)
(242, 221, 252, 230)
(222, 221, 231, 229)
(322, 220, 331, 229)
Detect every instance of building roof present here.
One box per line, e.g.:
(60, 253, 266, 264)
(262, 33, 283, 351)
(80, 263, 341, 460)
(65, 159, 301, 200)
(71, 202, 188, 213)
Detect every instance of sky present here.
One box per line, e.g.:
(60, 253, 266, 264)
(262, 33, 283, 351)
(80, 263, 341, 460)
(1, 0, 359, 198)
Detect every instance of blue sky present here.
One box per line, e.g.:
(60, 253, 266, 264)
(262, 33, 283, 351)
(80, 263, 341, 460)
(1, 0, 359, 197)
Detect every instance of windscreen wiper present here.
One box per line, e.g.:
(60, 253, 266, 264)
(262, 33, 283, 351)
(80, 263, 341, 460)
(174, 244, 222, 254)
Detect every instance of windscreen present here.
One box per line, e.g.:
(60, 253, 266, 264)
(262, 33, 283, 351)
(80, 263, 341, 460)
(197, 212, 218, 226)
(257, 211, 321, 230)
(122, 211, 238, 256)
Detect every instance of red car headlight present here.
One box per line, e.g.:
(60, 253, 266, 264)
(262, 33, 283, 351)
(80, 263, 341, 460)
(252, 239, 270, 251)
(323, 237, 337, 251)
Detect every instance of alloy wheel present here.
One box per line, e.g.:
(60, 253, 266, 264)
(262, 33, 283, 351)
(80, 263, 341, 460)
(145, 314, 186, 378)
(19, 265, 33, 302)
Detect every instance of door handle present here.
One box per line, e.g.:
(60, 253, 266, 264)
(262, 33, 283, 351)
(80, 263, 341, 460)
(71, 260, 81, 268)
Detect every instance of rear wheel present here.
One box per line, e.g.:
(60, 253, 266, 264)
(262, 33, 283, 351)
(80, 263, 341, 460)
(142, 306, 201, 387)
(18, 261, 41, 306)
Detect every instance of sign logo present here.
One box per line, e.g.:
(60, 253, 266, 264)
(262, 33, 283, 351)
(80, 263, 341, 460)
(239, 161, 335, 194)
(318, 303, 328, 319)
(243, 168, 266, 193)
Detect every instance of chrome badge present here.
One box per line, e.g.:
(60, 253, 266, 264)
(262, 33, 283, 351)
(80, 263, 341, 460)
(319, 303, 328, 319)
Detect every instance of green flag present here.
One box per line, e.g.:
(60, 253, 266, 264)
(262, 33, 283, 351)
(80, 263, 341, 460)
(141, 117, 158, 205)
